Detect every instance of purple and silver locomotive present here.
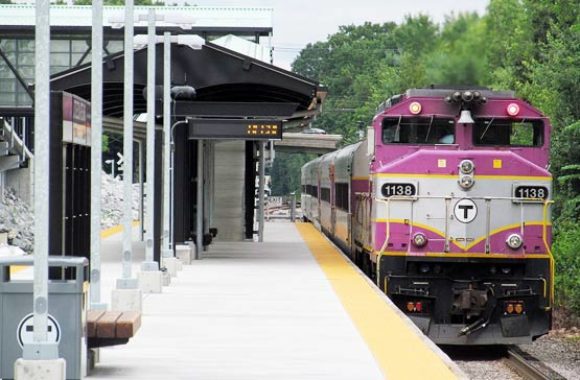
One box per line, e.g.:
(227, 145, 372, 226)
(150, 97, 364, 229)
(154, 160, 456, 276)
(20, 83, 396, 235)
(301, 88, 553, 345)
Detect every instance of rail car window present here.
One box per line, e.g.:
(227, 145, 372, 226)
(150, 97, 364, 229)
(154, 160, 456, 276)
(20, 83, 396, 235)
(320, 187, 331, 203)
(304, 185, 318, 198)
(382, 117, 455, 144)
(334, 183, 349, 211)
(474, 119, 544, 147)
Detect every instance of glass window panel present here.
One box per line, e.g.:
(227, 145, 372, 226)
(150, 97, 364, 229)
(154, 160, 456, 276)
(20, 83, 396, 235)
(19, 66, 34, 79)
(17, 53, 35, 66)
(0, 64, 13, 78)
(71, 40, 88, 53)
(0, 78, 16, 92)
(106, 40, 123, 54)
(50, 52, 70, 67)
(473, 119, 544, 147)
(382, 117, 456, 144)
(0, 39, 16, 50)
(71, 52, 85, 66)
(51, 40, 70, 53)
(50, 66, 70, 75)
(1, 51, 16, 62)
(17, 39, 35, 52)
(17, 92, 33, 106)
(0, 93, 17, 106)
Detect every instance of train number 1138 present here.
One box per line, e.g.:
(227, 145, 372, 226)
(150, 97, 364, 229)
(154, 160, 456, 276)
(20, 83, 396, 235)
(381, 183, 416, 197)
(514, 185, 548, 200)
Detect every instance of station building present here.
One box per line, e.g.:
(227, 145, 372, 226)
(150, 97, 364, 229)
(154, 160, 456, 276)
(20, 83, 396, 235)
(0, 4, 327, 263)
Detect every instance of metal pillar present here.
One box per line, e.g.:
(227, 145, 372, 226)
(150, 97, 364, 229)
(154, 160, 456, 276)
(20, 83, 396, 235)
(195, 140, 203, 258)
(162, 32, 172, 258)
(142, 8, 157, 270)
(25, 0, 58, 359)
(203, 142, 210, 251)
(137, 139, 144, 241)
(290, 192, 296, 222)
(258, 141, 265, 242)
(119, 0, 136, 288)
(90, 0, 106, 309)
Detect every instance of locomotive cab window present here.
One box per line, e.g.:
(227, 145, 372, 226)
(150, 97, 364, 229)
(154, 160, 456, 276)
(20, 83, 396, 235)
(474, 119, 544, 147)
(382, 117, 455, 144)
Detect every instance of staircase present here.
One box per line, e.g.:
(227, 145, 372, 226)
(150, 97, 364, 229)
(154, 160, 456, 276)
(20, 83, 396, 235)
(0, 117, 33, 197)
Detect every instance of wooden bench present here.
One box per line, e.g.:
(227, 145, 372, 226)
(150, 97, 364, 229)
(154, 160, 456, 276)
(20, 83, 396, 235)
(87, 310, 142, 348)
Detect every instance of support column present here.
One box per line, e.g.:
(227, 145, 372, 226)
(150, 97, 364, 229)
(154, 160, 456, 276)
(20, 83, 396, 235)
(90, 0, 106, 310)
(113, 0, 142, 312)
(195, 140, 203, 259)
(139, 8, 163, 293)
(16, 0, 65, 377)
(258, 141, 265, 242)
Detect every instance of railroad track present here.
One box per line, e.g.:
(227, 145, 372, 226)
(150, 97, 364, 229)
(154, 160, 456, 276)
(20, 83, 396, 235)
(504, 346, 567, 380)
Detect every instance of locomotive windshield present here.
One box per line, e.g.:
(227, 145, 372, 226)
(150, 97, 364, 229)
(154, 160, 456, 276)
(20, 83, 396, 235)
(473, 119, 544, 147)
(382, 117, 455, 144)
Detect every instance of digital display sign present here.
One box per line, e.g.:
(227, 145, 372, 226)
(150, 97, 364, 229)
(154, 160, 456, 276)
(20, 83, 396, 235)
(188, 119, 283, 140)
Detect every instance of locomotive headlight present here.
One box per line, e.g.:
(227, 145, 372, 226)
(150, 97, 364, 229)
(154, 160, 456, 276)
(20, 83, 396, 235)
(459, 159, 475, 174)
(458, 175, 475, 189)
(412, 233, 428, 248)
(506, 233, 523, 250)
(409, 101, 422, 115)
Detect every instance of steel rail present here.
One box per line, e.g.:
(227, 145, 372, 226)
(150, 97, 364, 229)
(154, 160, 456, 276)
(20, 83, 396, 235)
(504, 346, 567, 380)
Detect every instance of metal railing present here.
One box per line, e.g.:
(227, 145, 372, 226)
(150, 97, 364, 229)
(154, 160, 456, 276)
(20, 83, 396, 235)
(0, 117, 34, 162)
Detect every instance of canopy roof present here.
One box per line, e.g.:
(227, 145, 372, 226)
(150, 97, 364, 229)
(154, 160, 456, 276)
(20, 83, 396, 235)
(50, 41, 325, 128)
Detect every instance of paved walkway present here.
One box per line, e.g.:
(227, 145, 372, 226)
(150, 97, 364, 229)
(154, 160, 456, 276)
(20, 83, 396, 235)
(89, 222, 464, 380)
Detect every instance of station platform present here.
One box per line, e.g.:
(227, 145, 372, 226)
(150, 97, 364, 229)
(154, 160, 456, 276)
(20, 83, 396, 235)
(89, 221, 465, 380)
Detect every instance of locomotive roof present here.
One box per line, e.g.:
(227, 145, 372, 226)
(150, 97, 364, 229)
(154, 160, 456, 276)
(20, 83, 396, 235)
(405, 88, 516, 99)
(377, 88, 516, 113)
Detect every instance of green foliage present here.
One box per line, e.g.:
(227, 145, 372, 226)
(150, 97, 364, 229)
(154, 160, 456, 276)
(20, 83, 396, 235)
(288, 0, 580, 317)
(102, 133, 110, 154)
(268, 152, 315, 196)
(73, 0, 158, 5)
(553, 222, 580, 313)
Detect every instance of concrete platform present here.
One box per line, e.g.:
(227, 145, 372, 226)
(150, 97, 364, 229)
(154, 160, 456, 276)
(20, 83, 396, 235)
(89, 222, 464, 379)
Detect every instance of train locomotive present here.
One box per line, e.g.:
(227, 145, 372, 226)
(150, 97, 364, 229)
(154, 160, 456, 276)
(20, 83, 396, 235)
(301, 88, 554, 345)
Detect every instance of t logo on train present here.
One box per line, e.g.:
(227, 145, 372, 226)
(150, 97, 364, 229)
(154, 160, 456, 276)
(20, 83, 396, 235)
(301, 88, 553, 345)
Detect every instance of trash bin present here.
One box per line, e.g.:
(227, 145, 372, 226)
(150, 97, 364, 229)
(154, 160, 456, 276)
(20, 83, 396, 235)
(0, 256, 88, 380)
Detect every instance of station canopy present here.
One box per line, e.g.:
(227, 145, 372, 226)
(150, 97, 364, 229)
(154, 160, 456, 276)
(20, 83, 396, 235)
(49, 40, 326, 131)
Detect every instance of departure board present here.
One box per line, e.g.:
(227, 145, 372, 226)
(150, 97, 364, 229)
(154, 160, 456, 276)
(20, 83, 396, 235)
(188, 119, 283, 140)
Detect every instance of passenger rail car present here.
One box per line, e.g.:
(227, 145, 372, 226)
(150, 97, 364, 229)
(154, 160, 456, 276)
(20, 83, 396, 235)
(301, 88, 554, 345)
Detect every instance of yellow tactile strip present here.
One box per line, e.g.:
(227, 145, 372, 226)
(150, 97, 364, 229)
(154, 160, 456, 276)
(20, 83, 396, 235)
(295, 222, 463, 380)
(9, 221, 140, 275)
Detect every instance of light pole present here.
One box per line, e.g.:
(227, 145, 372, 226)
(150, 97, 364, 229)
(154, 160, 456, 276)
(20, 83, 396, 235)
(109, 0, 143, 314)
(137, 9, 163, 294)
(26, 0, 55, 361)
(90, 0, 107, 311)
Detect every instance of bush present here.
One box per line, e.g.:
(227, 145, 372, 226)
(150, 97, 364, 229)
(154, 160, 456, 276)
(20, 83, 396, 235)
(553, 222, 580, 314)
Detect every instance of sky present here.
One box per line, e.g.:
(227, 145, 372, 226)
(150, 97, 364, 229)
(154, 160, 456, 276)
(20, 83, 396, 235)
(201, 0, 490, 70)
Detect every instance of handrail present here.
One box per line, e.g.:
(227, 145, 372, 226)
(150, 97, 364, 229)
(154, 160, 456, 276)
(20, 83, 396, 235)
(1, 117, 33, 161)
(542, 200, 555, 309)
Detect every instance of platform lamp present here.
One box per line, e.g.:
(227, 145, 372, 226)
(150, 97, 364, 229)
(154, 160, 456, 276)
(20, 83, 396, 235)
(133, 30, 202, 264)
